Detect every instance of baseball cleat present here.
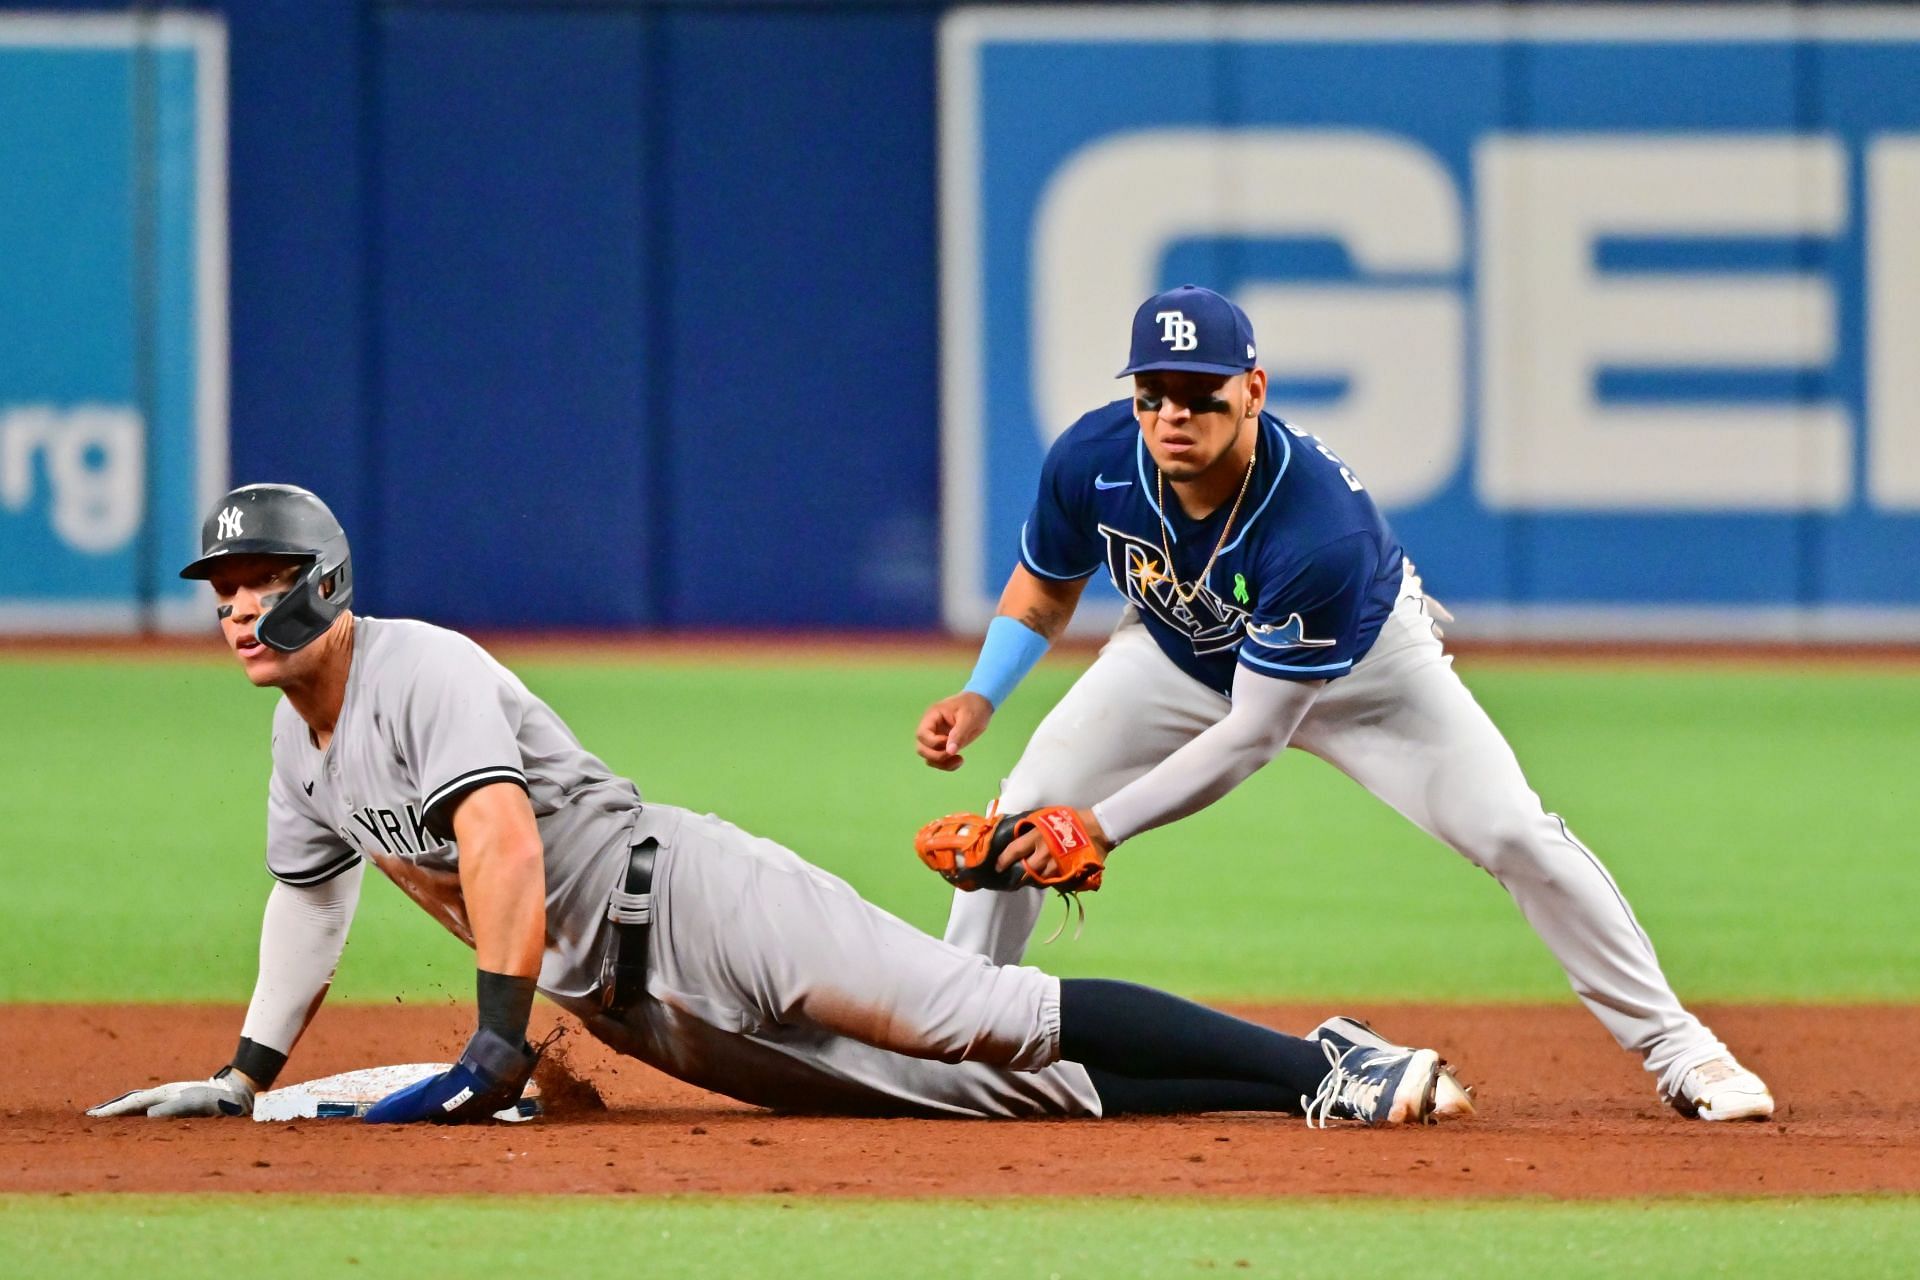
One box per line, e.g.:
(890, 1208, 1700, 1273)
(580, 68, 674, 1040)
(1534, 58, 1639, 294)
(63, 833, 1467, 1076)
(1310, 1015, 1475, 1120)
(1302, 1040, 1449, 1128)
(1664, 1055, 1774, 1122)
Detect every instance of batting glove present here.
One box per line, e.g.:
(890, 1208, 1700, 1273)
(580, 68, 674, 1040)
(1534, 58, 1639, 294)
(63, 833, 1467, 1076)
(362, 1027, 536, 1125)
(87, 1068, 255, 1118)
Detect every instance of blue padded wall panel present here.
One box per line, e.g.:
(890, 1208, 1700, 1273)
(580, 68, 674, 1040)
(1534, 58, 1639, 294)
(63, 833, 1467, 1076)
(225, 0, 374, 554)
(373, 6, 654, 626)
(658, 6, 940, 627)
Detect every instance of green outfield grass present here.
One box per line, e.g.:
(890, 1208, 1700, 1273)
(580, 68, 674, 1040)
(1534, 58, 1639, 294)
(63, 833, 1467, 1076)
(3, 1194, 1918, 1278)
(3, 654, 1915, 1003)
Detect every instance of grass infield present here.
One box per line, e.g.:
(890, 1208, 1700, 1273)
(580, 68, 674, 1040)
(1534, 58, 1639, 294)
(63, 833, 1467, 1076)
(3, 1195, 1918, 1278)
(3, 654, 1913, 1003)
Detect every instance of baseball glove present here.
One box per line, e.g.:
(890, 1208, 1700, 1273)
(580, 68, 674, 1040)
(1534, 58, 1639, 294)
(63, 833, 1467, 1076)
(914, 806, 1106, 894)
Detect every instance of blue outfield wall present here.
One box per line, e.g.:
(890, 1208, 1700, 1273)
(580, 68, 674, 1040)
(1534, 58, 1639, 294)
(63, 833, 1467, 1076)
(1, 3, 1917, 637)
(0, 0, 943, 631)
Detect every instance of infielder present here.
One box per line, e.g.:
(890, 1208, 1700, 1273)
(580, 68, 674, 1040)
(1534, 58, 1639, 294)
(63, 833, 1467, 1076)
(917, 285, 1772, 1122)
(90, 483, 1472, 1128)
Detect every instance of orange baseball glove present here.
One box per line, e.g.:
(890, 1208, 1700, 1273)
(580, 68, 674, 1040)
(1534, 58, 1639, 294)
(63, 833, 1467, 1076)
(914, 806, 1106, 894)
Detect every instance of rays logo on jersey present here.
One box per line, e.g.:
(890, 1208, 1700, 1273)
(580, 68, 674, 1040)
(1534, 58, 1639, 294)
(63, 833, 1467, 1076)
(1098, 524, 1247, 655)
(1245, 614, 1336, 650)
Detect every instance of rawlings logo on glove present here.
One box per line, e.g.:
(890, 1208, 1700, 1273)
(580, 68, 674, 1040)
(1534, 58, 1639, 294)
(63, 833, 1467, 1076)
(914, 805, 1106, 894)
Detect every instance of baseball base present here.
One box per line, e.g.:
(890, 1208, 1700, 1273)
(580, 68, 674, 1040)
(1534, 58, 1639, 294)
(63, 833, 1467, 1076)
(252, 1063, 542, 1123)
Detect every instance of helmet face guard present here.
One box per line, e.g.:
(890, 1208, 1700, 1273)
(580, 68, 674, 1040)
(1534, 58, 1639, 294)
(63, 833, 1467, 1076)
(256, 555, 353, 652)
(180, 483, 354, 652)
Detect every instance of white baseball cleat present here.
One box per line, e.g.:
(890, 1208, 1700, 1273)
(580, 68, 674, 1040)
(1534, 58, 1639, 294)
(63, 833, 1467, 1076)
(1664, 1055, 1774, 1122)
(1309, 1015, 1475, 1120)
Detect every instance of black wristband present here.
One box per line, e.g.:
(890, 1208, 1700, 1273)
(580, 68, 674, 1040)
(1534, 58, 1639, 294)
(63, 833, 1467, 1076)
(225, 1036, 289, 1090)
(476, 969, 538, 1045)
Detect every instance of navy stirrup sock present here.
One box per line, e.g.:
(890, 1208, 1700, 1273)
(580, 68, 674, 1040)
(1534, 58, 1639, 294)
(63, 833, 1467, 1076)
(1058, 978, 1329, 1100)
(1082, 1069, 1309, 1117)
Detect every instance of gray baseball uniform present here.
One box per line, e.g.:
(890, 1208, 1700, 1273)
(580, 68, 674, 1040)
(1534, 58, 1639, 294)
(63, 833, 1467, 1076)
(268, 617, 1099, 1117)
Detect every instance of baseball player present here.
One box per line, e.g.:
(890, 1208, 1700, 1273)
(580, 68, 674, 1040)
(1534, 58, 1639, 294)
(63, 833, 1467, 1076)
(916, 285, 1773, 1122)
(88, 483, 1474, 1128)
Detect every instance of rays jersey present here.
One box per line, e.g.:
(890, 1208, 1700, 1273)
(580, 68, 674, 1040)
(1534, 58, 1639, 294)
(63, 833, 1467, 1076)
(263, 617, 641, 997)
(1020, 400, 1405, 696)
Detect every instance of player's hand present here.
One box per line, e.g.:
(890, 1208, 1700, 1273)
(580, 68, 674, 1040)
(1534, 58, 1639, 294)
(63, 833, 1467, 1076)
(916, 692, 994, 770)
(994, 808, 1111, 880)
(87, 1070, 256, 1118)
(362, 1028, 536, 1125)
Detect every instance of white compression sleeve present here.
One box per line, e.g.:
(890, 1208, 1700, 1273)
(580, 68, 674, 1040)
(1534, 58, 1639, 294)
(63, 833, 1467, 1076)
(1090, 665, 1322, 846)
(239, 860, 364, 1055)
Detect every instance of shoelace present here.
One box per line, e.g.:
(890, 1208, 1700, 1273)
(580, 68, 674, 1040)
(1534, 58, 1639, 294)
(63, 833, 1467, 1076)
(1302, 1040, 1391, 1129)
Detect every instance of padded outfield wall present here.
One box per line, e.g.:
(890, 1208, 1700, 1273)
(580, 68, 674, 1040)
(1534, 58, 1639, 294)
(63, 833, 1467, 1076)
(0, 2, 1916, 638)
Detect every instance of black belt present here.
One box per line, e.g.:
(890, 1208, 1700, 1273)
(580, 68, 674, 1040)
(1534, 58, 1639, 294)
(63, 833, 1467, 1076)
(600, 837, 656, 1013)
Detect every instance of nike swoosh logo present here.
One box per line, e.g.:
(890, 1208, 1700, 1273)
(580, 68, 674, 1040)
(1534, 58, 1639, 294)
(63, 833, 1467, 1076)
(1094, 475, 1132, 490)
(303, 781, 315, 796)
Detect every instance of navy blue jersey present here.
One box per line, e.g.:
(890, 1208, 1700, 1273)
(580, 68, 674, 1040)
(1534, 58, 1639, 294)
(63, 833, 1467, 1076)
(1020, 400, 1405, 696)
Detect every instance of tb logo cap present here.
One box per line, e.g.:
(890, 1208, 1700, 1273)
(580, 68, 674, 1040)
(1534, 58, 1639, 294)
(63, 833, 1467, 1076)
(1156, 310, 1199, 351)
(1120, 285, 1259, 378)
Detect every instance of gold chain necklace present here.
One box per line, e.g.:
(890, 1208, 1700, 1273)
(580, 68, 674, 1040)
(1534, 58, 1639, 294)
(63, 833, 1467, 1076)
(1154, 433, 1258, 605)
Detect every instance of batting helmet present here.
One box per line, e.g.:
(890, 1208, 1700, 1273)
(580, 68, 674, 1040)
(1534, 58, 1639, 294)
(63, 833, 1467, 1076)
(179, 483, 354, 653)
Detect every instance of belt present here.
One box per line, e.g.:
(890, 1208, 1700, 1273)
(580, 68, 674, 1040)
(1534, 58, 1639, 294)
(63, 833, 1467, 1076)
(599, 837, 656, 1013)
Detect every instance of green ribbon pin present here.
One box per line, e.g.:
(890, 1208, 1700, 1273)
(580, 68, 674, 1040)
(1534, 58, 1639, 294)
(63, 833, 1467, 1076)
(1232, 573, 1250, 605)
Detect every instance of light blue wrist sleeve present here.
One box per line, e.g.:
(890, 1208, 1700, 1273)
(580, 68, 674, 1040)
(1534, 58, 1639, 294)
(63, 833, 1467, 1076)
(962, 616, 1051, 709)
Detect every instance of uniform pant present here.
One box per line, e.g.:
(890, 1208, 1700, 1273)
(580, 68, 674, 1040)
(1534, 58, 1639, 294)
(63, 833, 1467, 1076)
(945, 572, 1727, 1095)
(556, 804, 1102, 1118)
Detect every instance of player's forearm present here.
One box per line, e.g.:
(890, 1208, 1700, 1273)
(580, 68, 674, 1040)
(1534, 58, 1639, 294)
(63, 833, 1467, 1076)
(962, 568, 1089, 709)
(450, 782, 549, 980)
(238, 861, 364, 1077)
(460, 838, 543, 1052)
(460, 834, 547, 978)
(1091, 670, 1320, 845)
(996, 564, 1086, 640)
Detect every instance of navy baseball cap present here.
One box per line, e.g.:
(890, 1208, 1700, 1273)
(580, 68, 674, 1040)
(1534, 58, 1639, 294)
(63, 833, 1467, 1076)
(1117, 285, 1258, 377)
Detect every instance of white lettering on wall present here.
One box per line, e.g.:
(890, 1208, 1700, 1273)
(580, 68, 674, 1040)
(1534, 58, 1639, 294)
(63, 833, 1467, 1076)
(1031, 129, 1465, 508)
(1475, 135, 1851, 510)
(0, 405, 145, 553)
(1870, 136, 1920, 509)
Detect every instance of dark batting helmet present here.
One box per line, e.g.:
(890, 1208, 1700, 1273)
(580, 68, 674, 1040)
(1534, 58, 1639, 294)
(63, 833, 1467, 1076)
(179, 483, 354, 652)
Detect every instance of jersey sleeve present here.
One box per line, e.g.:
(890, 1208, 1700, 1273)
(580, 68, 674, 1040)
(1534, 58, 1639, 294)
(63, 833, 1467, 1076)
(393, 637, 530, 842)
(1237, 532, 1382, 683)
(1018, 430, 1102, 581)
(266, 738, 359, 887)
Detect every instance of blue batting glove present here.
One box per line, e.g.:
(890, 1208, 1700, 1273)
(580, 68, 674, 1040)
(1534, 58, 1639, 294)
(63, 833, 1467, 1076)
(362, 1028, 536, 1124)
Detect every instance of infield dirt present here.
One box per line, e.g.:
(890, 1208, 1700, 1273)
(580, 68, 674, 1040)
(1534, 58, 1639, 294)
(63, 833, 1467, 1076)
(9, 1002, 1916, 1199)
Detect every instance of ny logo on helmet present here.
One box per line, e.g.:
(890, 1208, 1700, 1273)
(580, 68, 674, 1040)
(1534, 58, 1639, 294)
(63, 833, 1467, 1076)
(1155, 310, 1197, 351)
(217, 507, 244, 540)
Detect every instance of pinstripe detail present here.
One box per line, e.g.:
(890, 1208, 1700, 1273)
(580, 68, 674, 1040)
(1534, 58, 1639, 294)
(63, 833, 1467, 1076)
(1551, 814, 1661, 959)
(273, 849, 361, 887)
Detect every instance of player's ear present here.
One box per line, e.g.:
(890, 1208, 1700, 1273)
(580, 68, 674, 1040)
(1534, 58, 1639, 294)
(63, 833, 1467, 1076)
(1243, 367, 1267, 417)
